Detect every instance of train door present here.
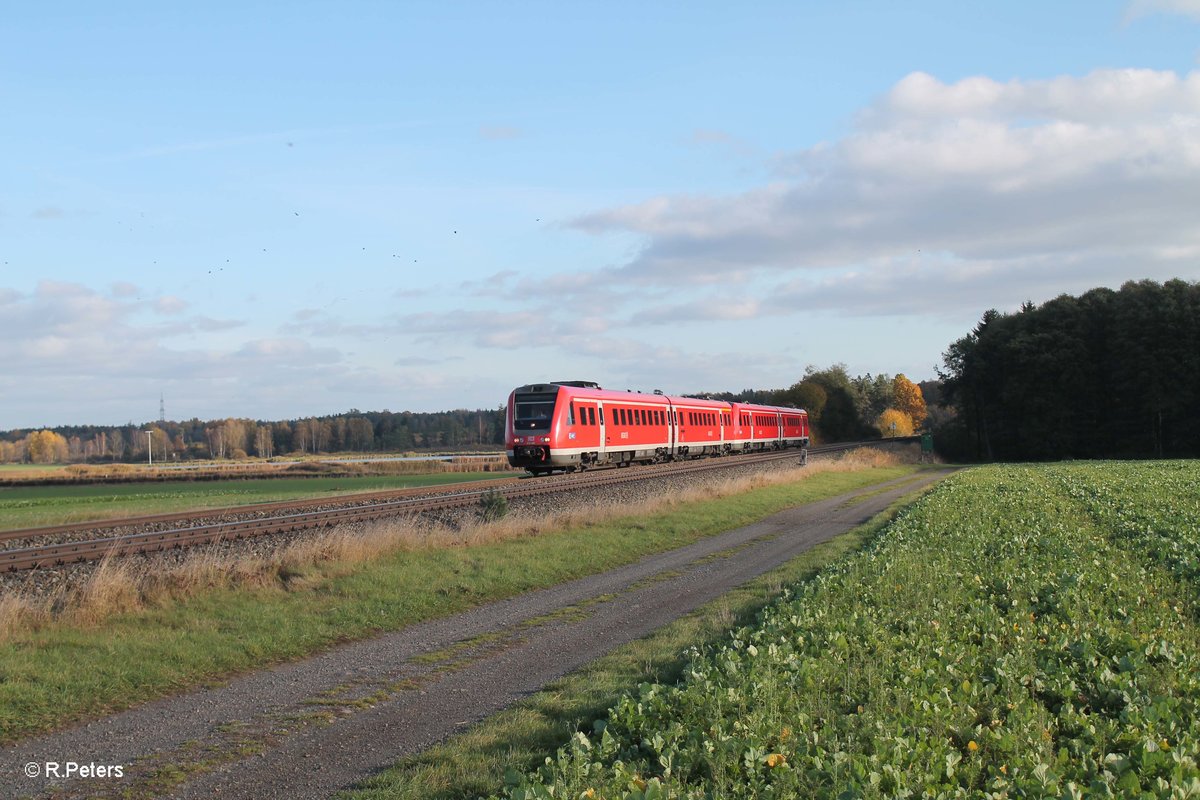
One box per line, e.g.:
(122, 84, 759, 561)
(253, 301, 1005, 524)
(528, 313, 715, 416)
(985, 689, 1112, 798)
(572, 400, 600, 451)
(665, 402, 677, 456)
(598, 403, 607, 455)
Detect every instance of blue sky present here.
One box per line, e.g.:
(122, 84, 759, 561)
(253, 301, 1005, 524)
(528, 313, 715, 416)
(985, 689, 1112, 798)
(3, 1, 1199, 429)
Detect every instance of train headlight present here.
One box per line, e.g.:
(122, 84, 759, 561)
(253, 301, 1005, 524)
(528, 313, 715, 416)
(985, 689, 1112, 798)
(542, 437, 551, 443)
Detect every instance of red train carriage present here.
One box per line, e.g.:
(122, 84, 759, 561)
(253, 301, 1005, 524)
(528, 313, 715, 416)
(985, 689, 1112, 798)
(506, 381, 809, 475)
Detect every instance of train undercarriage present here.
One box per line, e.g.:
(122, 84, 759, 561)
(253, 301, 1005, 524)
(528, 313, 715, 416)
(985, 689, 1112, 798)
(510, 440, 810, 476)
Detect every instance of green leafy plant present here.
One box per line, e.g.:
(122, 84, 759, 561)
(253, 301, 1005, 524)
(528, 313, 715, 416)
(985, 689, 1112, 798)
(498, 463, 1200, 798)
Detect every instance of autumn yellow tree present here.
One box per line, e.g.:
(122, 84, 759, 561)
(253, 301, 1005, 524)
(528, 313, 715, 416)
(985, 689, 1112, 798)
(26, 430, 69, 463)
(892, 374, 927, 429)
(876, 408, 915, 438)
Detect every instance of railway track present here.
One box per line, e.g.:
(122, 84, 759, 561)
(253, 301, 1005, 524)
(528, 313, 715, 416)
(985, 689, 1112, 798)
(1, 439, 916, 572)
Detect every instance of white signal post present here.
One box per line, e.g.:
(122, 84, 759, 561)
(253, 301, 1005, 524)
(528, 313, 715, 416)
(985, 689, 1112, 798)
(146, 431, 153, 466)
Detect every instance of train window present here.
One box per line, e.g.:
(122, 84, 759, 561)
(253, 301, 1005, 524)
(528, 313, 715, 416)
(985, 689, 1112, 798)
(568, 404, 575, 425)
(619, 408, 626, 425)
(599, 407, 604, 424)
(639, 409, 646, 425)
(514, 394, 555, 431)
(587, 407, 595, 425)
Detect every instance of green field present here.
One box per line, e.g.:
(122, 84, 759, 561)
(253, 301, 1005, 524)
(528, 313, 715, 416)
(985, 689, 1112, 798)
(0, 472, 518, 531)
(503, 462, 1200, 798)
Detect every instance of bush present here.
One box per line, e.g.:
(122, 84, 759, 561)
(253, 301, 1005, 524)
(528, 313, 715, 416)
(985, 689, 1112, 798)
(478, 489, 508, 522)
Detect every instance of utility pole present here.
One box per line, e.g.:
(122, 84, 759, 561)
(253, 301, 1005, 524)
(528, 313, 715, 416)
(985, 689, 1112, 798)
(146, 431, 153, 466)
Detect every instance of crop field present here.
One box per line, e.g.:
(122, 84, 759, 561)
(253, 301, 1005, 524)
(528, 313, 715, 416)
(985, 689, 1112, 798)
(501, 463, 1200, 799)
(0, 472, 515, 531)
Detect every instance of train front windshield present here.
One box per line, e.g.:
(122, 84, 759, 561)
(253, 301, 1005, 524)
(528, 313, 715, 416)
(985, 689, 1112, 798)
(513, 394, 555, 431)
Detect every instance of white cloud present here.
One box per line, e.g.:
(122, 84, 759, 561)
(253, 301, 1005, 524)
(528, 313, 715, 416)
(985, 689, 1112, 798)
(479, 125, 523, 140)
(155, 295, 189, 315)
(1126, 0, 1200, 21)
(0, 281, 382, 427)
(567, 69, 1200, 316)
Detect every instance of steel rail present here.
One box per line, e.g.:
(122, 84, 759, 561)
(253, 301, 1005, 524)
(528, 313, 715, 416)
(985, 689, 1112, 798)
(0, 475, 524, 545)
(1, 438, 917, 572)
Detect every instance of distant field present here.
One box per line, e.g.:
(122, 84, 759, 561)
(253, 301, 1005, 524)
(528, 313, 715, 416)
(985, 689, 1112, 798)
(0, 464, 64, 475)
(0, 472, 519, 531)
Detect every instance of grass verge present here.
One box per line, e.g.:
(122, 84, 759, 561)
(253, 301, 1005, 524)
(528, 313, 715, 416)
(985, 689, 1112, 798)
(0, 456, 920, 744)
(338, 479, 938, 800)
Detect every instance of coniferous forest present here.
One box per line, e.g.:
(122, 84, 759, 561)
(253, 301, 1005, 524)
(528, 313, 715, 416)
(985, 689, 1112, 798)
(937, 279, 1200, 461)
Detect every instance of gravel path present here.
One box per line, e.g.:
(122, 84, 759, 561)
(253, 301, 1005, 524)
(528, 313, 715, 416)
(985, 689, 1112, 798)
(1, 468, 952, 800)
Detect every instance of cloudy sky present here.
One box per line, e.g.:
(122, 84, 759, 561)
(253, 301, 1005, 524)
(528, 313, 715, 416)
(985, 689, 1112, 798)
(3, 1, 1199, 429)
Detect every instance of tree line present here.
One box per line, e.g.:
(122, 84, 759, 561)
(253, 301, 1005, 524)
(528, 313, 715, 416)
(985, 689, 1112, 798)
(0, 409, 507, 464)
(689, 367, 928, 443)
(937, 278, 1200, 461)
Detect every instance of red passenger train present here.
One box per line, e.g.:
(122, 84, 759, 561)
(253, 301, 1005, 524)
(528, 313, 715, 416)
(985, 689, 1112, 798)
(506, 381, 810, 475)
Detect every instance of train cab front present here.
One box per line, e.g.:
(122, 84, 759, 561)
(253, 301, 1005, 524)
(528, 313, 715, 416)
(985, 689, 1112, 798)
(506, 383, 562, 474)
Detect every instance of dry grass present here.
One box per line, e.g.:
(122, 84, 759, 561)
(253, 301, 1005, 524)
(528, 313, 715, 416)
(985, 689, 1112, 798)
(0, 447, 913, 638)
